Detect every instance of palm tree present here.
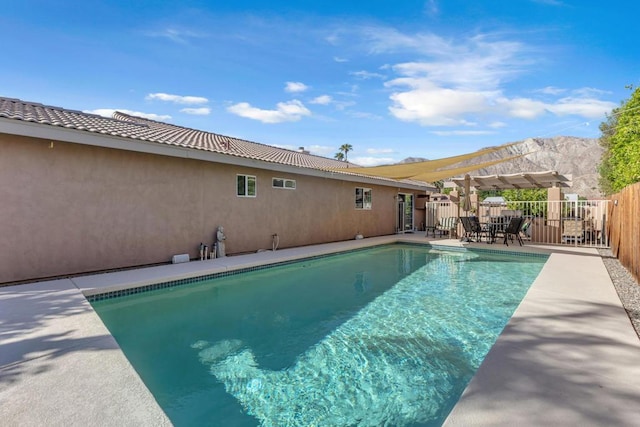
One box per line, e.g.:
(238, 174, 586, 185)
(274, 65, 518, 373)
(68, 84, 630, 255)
(334, 152, 345, 161)
(339, 144, 353, 162)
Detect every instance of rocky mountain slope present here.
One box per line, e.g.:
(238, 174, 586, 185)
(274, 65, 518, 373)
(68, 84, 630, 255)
(402, 136, 604, 198)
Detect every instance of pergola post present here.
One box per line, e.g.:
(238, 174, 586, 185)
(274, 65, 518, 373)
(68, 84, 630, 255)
(450, 189, 459, 210)
(470, 192, 479, 215)
(546, 185, 564, 243)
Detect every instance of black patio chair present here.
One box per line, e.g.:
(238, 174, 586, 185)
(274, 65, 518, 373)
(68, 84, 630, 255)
(469, 216, 488, 242)
(460, 216, 486, 242)
(520, 217, 532, 241)
(459, 217, 474, 242)
(502, 217, 525, 246)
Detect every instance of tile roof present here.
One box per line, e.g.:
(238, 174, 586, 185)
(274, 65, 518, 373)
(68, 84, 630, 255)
(0, 97, 354, 169)
(0, 97, 431, 189)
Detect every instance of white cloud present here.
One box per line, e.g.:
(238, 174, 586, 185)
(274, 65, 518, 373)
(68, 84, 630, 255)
(489, 121, 507, 128)
(285, 82, 309, 93)
(375, 28, 615, 126)
(334, 56, 349, 62)
(180, 107, 211, 115)
(227, 100, 311, 123)
(326, 33, 340, 45)
(496, 97, 548, 119)
(350, 70, 385, 79)
(310, 95, 333, 105)
(143, 28, 206, 44)
(387, 79, 492, 126)
(547, 96, 616, 119)
(346, 111, 383, 120)
(308, 145, 335, 156)
(391, 39, 526, 89)
(572, 87, 610, 97)
(85, 109, 172, 121)
(379, 31, 533, 126)
(366, 148, 395, 154)
(360, 27, 453, 56)
(352, 156, 396, 166)
(537, 86, 566, 95)
(146, 93, 209, 105)
(333, 100, 357, 111)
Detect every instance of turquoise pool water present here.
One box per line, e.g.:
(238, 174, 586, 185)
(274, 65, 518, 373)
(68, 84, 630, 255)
(91, 244, 547, 426)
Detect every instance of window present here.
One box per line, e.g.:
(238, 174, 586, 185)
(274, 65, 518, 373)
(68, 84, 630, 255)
(237, 174, 256, 197)
(272, 177, 296, 189)
(355, 187, 372, 209)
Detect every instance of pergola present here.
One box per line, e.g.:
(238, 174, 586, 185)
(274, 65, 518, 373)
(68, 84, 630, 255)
(450, 171, 572, 191)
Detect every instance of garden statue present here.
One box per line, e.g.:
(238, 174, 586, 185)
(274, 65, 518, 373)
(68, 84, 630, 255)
(216, 226, 227, 258)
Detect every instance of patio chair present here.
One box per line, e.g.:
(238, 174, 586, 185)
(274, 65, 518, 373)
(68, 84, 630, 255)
(562, 217, 584, 243)
(435, 217, 458, 238)
(519, 217, 532, 241)
(459, 217, 473, 242)
(460, 216, 486, 242)
(501, 217, 525, 246)
(470, 216, 488, 242)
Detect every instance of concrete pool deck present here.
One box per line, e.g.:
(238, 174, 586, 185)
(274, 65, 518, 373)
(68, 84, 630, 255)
(1, 235, 639, 426)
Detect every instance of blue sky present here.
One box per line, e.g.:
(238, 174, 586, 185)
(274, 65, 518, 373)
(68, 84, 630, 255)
(2, 1, 638, 165)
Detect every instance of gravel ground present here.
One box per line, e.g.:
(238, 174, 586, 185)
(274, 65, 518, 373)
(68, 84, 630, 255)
(599, 248, 640, 340)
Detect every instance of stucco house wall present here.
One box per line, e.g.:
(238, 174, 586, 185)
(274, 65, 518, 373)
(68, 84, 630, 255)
(0, 133, 406, 283)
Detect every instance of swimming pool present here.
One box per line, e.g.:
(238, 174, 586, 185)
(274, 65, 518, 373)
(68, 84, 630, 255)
(91, 244, 547, 426)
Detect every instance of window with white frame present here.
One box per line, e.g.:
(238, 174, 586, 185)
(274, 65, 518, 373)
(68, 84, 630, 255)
(237, 174, 256, 197)
(272, 177, 296, 189)
(355, 187, 372, 209)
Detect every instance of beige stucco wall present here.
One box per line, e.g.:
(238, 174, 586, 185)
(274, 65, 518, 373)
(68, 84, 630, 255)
(0, 134, 417, 283)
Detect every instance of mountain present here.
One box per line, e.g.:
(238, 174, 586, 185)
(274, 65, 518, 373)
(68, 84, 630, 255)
(397, 156, 429, 164)
(399, 136, 603, 198)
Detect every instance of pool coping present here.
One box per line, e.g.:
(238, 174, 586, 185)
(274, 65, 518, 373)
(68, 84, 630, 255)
(2, 234, 640, 426)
